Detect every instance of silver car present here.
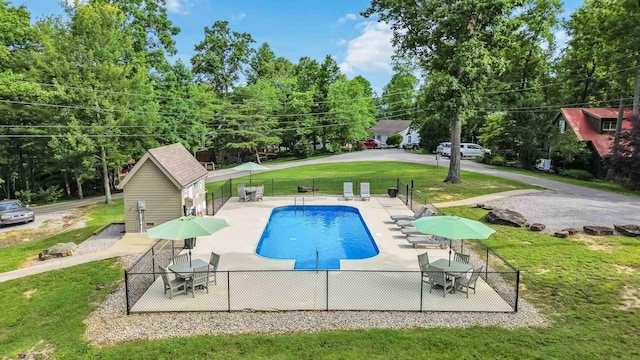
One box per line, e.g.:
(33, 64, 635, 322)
(0, 199, 35, 227)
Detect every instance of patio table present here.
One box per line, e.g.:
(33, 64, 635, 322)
(428, 259, 472, 293)
(244, 187, 257, 201)
(168, 259, 209, 280)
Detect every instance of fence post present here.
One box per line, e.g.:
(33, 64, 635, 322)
(272, 178, 274, 197)
(312, 178, 315, 197)
(405, 184, 409, 205)
(485, 247, 489, 278)
(227, 271, 231, 312)
(124, 271, 130, 315)
(151, 247, 156, 277)
(515, 270, 520, 312)
(410, 180, 414, 207)
(212, 192, 215, 215)
(420, 270, 424, 311)
(326, 270, 329, 311)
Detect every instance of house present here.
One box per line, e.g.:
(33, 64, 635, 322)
(369, 119, 420, 147)
(117, 143, 209, 233)
(557, 107, 632, 176)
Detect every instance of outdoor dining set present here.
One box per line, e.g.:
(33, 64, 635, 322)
(159, 251, 220, 299)
(418, 251, 483, 298)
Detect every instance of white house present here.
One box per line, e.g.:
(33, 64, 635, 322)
(369, 119, 420, 147)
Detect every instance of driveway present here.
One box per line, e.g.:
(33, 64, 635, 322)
(208, 149, 640, 233)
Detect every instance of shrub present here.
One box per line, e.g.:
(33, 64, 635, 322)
(294, 139, 313, 159)
(386, 134, 403, 148)
(15, 189, 34, 204)
(36, 186, 63, 203)
(475, 153, 492, 164)
(490, 155, 507, 166)
(560, 169, 594, 181)
(352, 142, 365, 151)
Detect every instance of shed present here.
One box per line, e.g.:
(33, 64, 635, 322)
(117, 143, 209, 233)
(369, 119, 420, 147)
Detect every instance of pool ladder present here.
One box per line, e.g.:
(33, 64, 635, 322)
(294, 196, 305, 209)
(315, 247, 319, 271)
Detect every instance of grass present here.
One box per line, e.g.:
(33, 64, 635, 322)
(0, 200, 124, 272)
(2, 164, 640, 358)
(206, 161, 540, 203)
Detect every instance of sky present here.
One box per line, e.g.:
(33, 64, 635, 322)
(14, 0, 583, 95)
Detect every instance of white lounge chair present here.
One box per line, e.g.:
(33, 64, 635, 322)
(390, 205, 428, 221)
(360, 182, 371, 201)
(343, 182, 354, 200)
(406, 235, 449, 248)
(395, 210, 434, 227)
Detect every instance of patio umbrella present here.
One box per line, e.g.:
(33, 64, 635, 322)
(147, 215, 229, 266)
(231, 161, 269, 186)
(410, 215, 495, 265)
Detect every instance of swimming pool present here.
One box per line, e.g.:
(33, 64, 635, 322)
(256, 205, 379, 270)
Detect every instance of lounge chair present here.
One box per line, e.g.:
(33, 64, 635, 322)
(343, 182, 354, 200)
(187, 265, 210, 297)
(395, 209, 434, 227)
(390, 205, 428, 221)
(406, 235, 449, 248)
(360, 182, 371, 201)
(456, 266, 483, 298)
(158, 266, 187, 299)
(400, 227, 423, 235)
(209, 252, 220, 284)
(425, 265, 454, 297)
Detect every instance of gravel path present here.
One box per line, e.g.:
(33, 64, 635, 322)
(484, 190, 640, 234)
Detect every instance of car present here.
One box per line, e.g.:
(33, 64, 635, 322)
(0, 199, 35, 227)
(436, 142, 451, 155)
(359, 139, 382, 149)
(402, 142, 420, 150)
(441, 143, 490, 158)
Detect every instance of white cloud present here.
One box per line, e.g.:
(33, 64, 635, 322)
(231, 12, 246, 21)
(337, 13, 357, 24)
(165, 0, 189, 14)
(338, 21, 394, 75)
(65, 0, 88, 7)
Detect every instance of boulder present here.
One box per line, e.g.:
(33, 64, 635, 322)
(529, 223, 545, 232)
(39, 242, 78, 261)
(554, 231, 569, 238)
(485, 209, 528, 227)
(561, 228, 581, 235)
(613, 224, 640, 237)
(583, 226, 614, 236)
(297, 185, 318, 193)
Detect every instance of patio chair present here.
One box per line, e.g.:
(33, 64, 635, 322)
(418, 252, 430, 283)
(425, 265, 454, 297)
(390, 205, 429, 221)
(254, 184, 264, 201)
(343, 182, 354, 200)
(187, 265, 210, 297)
(158, 266, 187, 299)
(360, 182, 371, 201)
(237, 184, 249, 202)
(208, 251, 220, 285)
(456, 266, 483, 298)
(173, 253, 189, 264)
(454, 252, 470, 264)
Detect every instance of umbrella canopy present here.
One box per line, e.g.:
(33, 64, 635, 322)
(411, 215, 495, 264)
(232, 162, 269, 186)
(147, 216, 229, 266)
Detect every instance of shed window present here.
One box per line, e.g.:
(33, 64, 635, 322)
(602, 120, 616, 131)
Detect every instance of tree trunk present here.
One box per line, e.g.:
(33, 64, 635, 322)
(63, 172, 71, 198)
(76, 177, 84, 199)
(444, 112, 462, 183)
(101, 145, 111, 204)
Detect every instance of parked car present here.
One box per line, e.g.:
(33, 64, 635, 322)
(0, 199, 35, 227)
(441, 143, 490, 158)
(436, 142, 451, 155)
(359, 139, 382, 149)
(402, 142, 420, 150)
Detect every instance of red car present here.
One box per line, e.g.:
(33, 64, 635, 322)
(360, 139, 382, 149)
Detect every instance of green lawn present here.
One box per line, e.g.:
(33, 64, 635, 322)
(1, 164, 639, 359)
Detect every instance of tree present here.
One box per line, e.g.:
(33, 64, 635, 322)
(606, 115, 640, 189)
(326, 75, 376, 149)
(379, 70, 417, 119)
(364, 0, 514, 183)
(191, 20, 255, 96)
(246, 42, 276, 84)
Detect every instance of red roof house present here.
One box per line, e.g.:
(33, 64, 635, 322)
(558, 108, 633, 158)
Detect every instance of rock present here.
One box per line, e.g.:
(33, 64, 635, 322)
(554, 231, 569, 238)
(561, 228, 580, 235)
(485, 209, 528, 227)
(613, 224, 640, 237)
(39, 242, 78, 261)
(583, 226, 614, 236)
(529, 223, 545, 232)
(297, 185, 318, 193)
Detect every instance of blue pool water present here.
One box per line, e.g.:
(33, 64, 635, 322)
(256, 205, 379, 270)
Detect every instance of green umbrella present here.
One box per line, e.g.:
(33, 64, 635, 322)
(411, 215, 495, 265)
(232, 162, 269, 186)
(147, 215, 229, 266)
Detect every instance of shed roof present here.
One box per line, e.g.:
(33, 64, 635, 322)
(370, 119, 412, 136)
(117, 143, 208, 189)
(560, 108, 632, 158)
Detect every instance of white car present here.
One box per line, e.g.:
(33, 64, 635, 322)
(436, 142, 451, 155)
(441, 143, 490, 158)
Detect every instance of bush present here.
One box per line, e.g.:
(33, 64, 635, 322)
(352, 142, 365, 151)
(294, 139, 313, 159)
(489, 155, 506, 166)
(36, 186, 63, 203)
(560, 169, 594, 181)
(386, 134, 403, 148)
(475, 153, 492, 164)
(15, 189, 34, 204)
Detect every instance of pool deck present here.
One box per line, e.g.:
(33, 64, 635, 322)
(130, 196, 514, 313)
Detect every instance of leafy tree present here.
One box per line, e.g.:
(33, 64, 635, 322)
(246, 42, 276, 84)
(365, 0, 514, 183)
(606, 115, 640, 189)
(386, 134, 403, 147)
(191, 20, 255, 96)
(551, 130, 591, 171)
(326, 75, 376, 149)
(379, 70, 417, 119)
